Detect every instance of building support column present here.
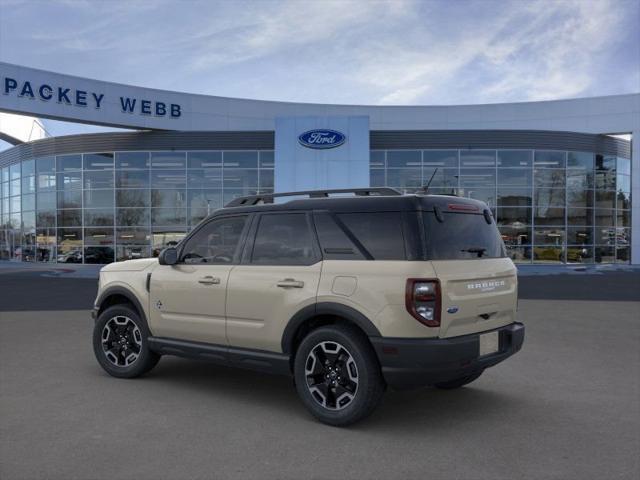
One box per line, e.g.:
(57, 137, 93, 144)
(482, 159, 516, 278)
(631, 129, 639, 265)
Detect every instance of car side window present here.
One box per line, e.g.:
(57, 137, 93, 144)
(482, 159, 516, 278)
(251, 213, 317, 265)
(180, 216, 247, 264)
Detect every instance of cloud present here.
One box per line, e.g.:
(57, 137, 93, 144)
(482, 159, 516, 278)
(0, 0, 637, 106)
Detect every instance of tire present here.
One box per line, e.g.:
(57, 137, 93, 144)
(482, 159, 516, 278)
(434, 371, 483, 390)
(294, 324, 385, 426)
(93, 304, 160, 378)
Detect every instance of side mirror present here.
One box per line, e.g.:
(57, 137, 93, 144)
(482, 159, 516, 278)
(158, 247, 178, 266)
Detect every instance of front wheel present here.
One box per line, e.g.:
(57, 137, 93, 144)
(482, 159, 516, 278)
(93, 304, 160, 378)
(294, 324, 385, 426)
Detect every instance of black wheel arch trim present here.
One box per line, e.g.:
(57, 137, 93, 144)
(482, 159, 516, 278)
(281, 302, 381, 354)
(95, 286, 148, 329)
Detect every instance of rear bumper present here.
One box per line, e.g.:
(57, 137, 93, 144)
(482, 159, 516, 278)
(370, 322, 524, 390)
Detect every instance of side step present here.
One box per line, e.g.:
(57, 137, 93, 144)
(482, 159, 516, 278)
(147, 337, 292, 376)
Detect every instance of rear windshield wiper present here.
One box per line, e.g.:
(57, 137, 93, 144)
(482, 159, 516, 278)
(461, 247, 487, 257)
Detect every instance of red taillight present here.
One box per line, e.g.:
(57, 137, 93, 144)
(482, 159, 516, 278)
(405, 279, 441, 327)
(448, 203, 479, 212)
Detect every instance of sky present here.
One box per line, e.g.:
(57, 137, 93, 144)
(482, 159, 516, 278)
(0, 0, 639, 142)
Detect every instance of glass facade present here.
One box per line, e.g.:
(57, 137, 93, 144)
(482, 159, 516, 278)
(371, 149, 631, 264)
(0, 147, 632, 265)
(0, 151, 274, 263)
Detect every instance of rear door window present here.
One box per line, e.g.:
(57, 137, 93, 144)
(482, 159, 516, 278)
(251, 213, 318, 265)
(423, 212, 506, 260)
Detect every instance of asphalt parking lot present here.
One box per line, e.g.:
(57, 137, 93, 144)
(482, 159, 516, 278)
(1, 269, 639, 479)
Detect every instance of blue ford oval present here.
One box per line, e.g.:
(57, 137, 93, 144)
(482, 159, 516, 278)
(298, 129, 346, 149)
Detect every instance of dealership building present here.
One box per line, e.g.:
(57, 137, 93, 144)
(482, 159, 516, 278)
(0, 62, 638, 265)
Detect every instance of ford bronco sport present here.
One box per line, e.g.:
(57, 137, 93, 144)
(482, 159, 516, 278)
(92, 188, 524, 426)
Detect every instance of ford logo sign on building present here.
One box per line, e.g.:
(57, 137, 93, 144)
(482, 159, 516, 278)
(298, 129, 346, 149)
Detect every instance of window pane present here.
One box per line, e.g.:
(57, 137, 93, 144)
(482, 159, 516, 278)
(116, 228, 150, 245)
(370, 169, 385, 187)
(424, 212, 505, 260)
(497, 207, 531, 226)
(57, 190, 82, 209)
(387, 151, 421, 168)
(532, 246, 564, 263)
(21, 159, 35, 176)
(84, 190, 114, 209)
(498, 188, 532, 207)
(151, 189, 185, 208)
(259, 170, 274, 189)
(151, 208, 186, 226)
(251, 214, 315, 265)
(423, 150, 458, 168)
(460, 150, 495, 167)
(458, 168, 495, 187)
(151, 170, 186, 188)
(338, 212, 406, 260)
(37, 191, 57, 210)
(566, 169, 593, 189)
(117, 189, 150, 208)
(595, 209, 615, 227)
(21, 176, 36, 194)
(57, 171, 82, 190)
(188, 169, 222, 188)
(22, 193, 35, 211)
(117, 208, 150, 226)
(10, 179, 21, 196)
(534, 206, 565, 225)
(595, 227, 616, 245)
(616, 157, 630, 176)
(422, 168, 458, 189)
(84, 170, 114, 189)
(566, 246, 593, 264)
(36, 157, 55, 174)
(57, 209, 82, 226)
(505, 246, 531, 263)
(498, 168, 531, 186)
(84, 246, 114, 264)
(150, 152, 186, 169)
(616, 174, 630, 194)
(83, 153, 114, 170)
(57, 154, 82, 171)
(615, 246, 629, 264)
(567, 151, 593, 169)
(595, 191, 616, 209)
(534, 188, 565, 208)
(595, 246, 615, 263)
(259, 151, 274, 168)
(498, 150, 532, 168)
(460, 188, 496, 207)
(36, 210, 56, 228)
(37, 173, 56, 191)
(116, 152, 149, 169)
(181, 216, 247, 264)
(567, 227, 593, 244)
(534, 169, 565, 187)
(566, 188, 593, 208)
(534, 151, 565, 168)
(616, 210, 631, 228)
(84, 209, 114, 226)
(534, 227, 565, 245)
(224, 151, 258, 168)
(370, 151, 385, 168)
(116, 245, 151, 262)
(187, 151, 222, 169)
(116, 170, 149, 188)
(596, 155, 616, 172)
(222, 169, 258, 188)
(567, 208, 593, 226)
(85, 228, 114, 245)
(499, 225, 531, 246)
(386, 169, 421, 189)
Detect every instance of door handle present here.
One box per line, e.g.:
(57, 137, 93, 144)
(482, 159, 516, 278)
(198, 276, 221, 285)
(277, 278, 305, 288)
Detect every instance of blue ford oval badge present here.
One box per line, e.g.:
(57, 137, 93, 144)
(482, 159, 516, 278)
(447, 306, 459, 314)
(298, 129, 346, 149)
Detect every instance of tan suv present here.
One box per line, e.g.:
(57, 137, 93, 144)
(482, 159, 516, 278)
(92, 188, 524, 426)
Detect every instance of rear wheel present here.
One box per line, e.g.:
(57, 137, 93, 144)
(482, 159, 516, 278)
(93, 304, 160, 378)
(294, 324, 385, 426)
(434, 371, 483, 389)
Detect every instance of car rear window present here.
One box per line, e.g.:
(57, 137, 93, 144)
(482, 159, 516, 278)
(423, 211, 506, 260)
(336, 212, 406, 260)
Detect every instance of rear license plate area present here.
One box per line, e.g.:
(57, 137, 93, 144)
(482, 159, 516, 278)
(479, 331, 499, 357)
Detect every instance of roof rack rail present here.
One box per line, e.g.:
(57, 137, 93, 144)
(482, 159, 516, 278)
(224, 187, 402, 207)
